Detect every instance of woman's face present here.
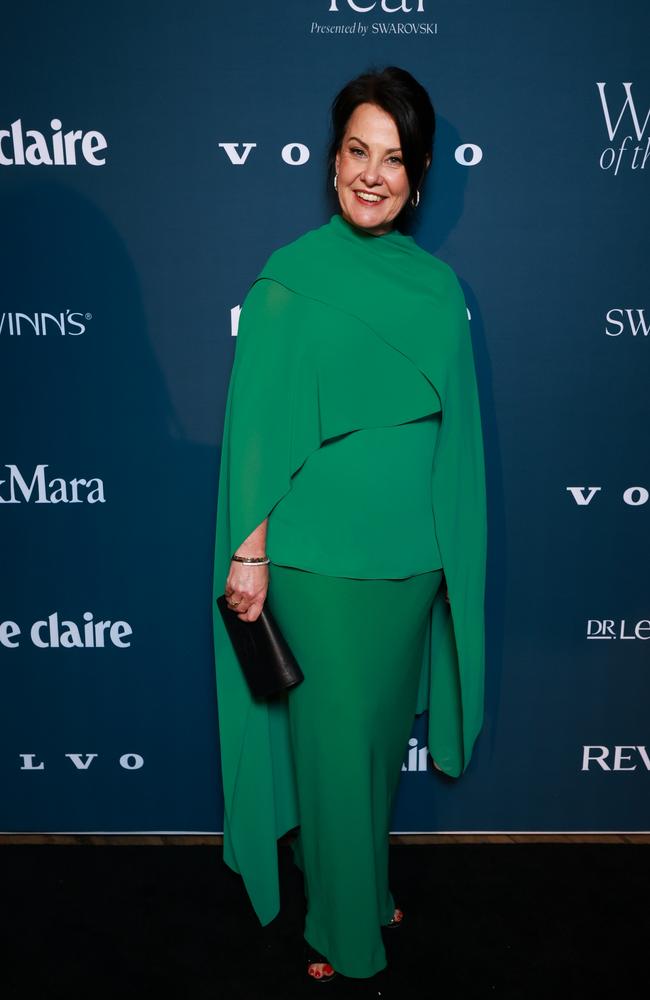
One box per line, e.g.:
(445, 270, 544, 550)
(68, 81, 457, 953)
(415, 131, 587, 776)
(335, 102, 412, 236)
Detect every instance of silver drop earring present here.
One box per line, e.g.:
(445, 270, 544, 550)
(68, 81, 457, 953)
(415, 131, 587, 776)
(334, 171, 338, 191)
(411, 189, 420, 208)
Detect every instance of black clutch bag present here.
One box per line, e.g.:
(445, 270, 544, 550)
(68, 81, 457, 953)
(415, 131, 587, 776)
(216, 593, 304, 700)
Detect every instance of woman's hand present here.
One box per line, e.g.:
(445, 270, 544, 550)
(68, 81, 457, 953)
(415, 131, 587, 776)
(225, 559, 269, 622)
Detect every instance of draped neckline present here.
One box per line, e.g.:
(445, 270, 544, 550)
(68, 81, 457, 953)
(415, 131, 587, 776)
(327, 211, 416, 254)
(257, 208, 455, 407)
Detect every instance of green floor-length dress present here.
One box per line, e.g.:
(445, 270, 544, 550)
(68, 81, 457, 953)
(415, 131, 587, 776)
(211, 211, 488, 977)
(266, 564, 444, 978)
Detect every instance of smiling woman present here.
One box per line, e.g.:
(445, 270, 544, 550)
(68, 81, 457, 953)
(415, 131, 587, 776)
(212, 65, 487, 985)
(326, 67, 435, 236)
(334, 104, 422, 234)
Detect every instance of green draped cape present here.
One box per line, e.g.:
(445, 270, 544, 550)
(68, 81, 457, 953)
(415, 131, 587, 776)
(211, 211, 487, 925)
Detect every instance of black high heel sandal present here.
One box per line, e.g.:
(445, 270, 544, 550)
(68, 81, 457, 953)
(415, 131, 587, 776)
(304, 939, 337, 983)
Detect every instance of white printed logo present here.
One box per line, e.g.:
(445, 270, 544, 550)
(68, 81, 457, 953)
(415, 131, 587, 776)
(586, 620, 650, 640)
(218, 141, 310, 166)
(596, 83, 650, 174)
(605, 308, 650, 338)
(0, 311, 92, 336)
(566, 486, 649, 506)
(1, 611, 133, 649)
(19, 754, 144, 770)
(401, 736, 430, 772)
(582, 746, 650, 770)
(0, 118, 108, 166)
(0, 465, 105, 503)
(328, 0, 425, 11)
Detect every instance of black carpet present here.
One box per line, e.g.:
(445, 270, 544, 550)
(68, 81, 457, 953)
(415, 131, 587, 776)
(2, 843, 646, 998)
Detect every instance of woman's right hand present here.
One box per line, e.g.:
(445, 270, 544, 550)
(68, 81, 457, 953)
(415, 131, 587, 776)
(224, 559, 269, 622)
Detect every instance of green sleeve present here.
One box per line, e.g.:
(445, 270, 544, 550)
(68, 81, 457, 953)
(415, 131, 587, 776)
(224, 278, 301, 556)
(211, 277, 301, 926)
(418, 271, 488, 776)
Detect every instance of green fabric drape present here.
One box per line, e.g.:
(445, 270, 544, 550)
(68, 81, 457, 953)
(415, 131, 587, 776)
(211, 211, 488, 926)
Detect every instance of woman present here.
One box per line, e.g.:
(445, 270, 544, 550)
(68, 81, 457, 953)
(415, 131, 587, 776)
(211, 66, 487, 984)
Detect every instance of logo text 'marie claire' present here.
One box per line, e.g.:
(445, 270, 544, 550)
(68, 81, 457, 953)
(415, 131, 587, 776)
(0, 119, 107, 166)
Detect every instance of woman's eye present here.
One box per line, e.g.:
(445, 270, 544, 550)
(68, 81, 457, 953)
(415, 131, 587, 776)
(349, 147, 402, 165)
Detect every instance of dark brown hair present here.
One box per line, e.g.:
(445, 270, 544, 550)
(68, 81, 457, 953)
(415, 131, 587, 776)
(325, 65, 436, 230)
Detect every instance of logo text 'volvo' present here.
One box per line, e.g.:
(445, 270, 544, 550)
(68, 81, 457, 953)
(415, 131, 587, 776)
(219, 141, 480, 168)
(0, 465, 105, 503)
(20, 754, 144, 771)
(0, 119, 108, 166)
(566, 486, 650, 506)
(218, 142, 310, 166)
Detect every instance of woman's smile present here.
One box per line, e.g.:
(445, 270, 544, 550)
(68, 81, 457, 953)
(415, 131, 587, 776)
(354, 190, 387, 205)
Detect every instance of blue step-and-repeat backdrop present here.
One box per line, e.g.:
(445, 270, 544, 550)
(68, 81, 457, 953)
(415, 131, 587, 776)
(2, 1, 649, 835)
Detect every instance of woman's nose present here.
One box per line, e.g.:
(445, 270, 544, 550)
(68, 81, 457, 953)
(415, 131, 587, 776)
(361, 166, 383, 186)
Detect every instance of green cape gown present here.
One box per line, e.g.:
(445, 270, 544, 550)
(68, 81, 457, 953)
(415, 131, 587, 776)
(211, 211, 488, 926)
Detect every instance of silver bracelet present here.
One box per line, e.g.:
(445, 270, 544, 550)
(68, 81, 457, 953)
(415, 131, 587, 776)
(231, 554, 270, 565)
